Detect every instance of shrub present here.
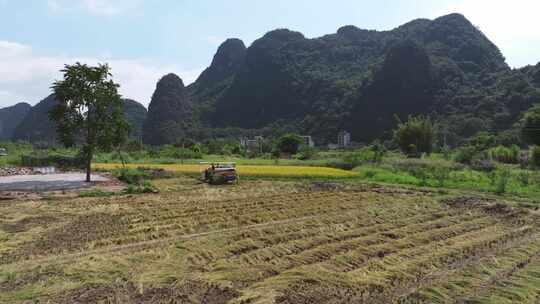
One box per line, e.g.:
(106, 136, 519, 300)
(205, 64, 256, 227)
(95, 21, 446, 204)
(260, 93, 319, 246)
(369, 141, 386, 163)
(276, 134, 303, 154)
(470, 159, 496, 172)
(204, 139, 243, 155)
(522, 104, 540, 146)
(247, 150, 261, 159)
(468, 132, 496, 151)
(111, 150, 131, 164)
(441, 145, 451, 160)
(296, 145, 317, 160)
(489, 145, 520, 164)
(127, 150, 149, 161)
(124, 181, 159, 194)
(532, 146, 540, 168)
(454, 146, 477, 164)
(159, 145, 202, 159)
(393, 115, 434, 157)
(331, 144, 387, 170)
(147, 147, 160, 158)
(388, 158, 462, 173)
(489, 169, 511, 195)
(113, 167, 152, 185)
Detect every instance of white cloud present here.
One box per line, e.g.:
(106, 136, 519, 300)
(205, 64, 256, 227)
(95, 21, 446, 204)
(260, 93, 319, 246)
(0, 40, 203, 108)
(0, 41, 31, 57)
(433, 0, 540, 67)
(47, 0, 143, 16)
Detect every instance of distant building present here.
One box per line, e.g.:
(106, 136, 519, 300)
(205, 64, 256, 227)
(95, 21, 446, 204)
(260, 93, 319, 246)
(337, 131, 351, 148)
(240, 136, 264, 153)
(300, 135, 315, 147)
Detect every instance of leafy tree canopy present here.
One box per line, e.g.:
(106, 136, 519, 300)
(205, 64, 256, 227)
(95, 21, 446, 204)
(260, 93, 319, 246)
(522, 104, 540, 146)
(394, 115, 435, 157)
(50, 63, 129, 181)
(276, 133, 303, 154)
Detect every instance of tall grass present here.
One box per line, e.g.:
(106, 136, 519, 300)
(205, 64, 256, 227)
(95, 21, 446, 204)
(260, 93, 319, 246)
(355, 161, 540, 199)
(488, 145, 520, 164)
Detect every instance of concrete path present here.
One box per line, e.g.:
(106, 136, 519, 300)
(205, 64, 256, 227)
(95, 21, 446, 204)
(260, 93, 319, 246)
(0, 173, 109, 191)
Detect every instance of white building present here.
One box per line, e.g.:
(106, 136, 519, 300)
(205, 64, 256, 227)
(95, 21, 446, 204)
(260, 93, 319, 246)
(240, 136, 264, 153)
(337, 131, 351, 148)
(300, 136, 315, 148)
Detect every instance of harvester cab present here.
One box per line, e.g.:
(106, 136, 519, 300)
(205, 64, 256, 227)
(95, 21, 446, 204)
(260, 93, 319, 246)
(199, 162, 238, 185)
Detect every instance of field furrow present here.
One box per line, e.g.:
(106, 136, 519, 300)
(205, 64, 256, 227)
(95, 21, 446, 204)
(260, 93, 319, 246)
(218, 213, 495, 292)
(1, 181, 539, 304)
(394, 232, 540, 303)
(458, 245, 540, 303)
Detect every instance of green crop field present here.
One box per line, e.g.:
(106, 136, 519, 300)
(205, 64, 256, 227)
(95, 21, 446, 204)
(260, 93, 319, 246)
(1, 177, 539, 303)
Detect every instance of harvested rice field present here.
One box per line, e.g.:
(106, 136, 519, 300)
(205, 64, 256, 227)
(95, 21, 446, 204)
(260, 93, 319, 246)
(1, 178, 539, 303)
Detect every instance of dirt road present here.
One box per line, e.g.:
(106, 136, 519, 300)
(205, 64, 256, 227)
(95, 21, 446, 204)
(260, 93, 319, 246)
(0, 173, 109, 191)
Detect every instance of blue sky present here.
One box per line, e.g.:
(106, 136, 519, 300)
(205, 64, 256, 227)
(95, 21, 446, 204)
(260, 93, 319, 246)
(1, 0, 539, 108)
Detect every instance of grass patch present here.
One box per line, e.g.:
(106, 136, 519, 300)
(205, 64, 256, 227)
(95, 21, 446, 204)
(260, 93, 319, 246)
(354, 163, 540, 200)
(78, 189, 115, 198)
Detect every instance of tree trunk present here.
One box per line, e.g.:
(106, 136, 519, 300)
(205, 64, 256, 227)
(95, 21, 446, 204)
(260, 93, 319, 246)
(86, 149, 93, 182)
(86, 157, 91, 182)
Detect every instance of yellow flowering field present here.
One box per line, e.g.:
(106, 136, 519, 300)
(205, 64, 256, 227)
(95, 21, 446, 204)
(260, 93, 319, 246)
(93, 163, 358, 178)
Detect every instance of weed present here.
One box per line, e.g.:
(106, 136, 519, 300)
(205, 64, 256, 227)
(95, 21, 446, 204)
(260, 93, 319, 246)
(112, 167, 152, 185)
(123, 181, 159, 194)
(433, 166, 451, 187)
(78, 189, 115, 198)
(517, 170, 531, 187)
(490, 169, 511, 195)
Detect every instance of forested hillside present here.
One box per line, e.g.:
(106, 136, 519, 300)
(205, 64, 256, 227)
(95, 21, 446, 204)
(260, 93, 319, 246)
(11, 94, 58, 143)
(180, 13, 539, 145)
(0, 102, 31, 141)
(122, 99, 148, 140)
(143, 74, 194, 145)
(9, 95, 147, 143)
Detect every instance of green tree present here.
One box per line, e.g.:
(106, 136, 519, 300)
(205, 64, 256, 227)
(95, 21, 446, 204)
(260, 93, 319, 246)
(394, 115, 434, 157)
(50, 63, 129, 182)
(276, 133, 303, 154)
(468, 131, 496, 150)
(522, 104, 540, 145)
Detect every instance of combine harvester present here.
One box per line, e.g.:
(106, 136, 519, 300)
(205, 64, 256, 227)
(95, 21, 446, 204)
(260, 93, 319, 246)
(199, 162, 238, 185)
